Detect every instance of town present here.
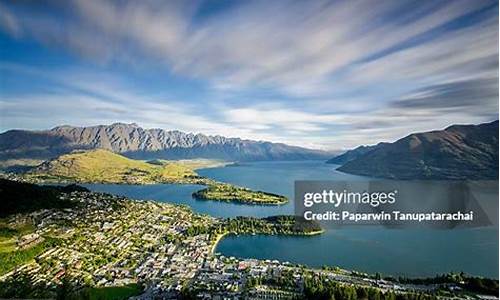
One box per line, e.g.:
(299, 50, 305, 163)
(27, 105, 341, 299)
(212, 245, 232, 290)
(0, 177, 497, 299)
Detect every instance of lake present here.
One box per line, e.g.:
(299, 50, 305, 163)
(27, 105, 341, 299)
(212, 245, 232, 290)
(85, 160, 365, 218)
(84, 160, 499, 278)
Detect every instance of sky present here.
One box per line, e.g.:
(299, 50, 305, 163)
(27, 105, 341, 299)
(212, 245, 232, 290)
(0, 0, 498, 150)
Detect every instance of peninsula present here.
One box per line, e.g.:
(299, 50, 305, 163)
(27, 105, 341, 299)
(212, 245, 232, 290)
(193, 184, 288, 205)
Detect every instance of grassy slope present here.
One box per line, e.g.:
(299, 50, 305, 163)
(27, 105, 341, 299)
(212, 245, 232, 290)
(28, 149, 197, 184)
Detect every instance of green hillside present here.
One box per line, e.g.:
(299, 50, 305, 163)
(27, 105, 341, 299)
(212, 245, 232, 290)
(27, 149, 199, 184)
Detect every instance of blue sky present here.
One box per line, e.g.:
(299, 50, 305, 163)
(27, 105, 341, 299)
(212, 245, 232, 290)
(0, 0, 498, 150)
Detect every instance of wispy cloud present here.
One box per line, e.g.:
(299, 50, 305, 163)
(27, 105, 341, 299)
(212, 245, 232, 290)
(2, 1, 495, 87)
(0, 0, 498, 150)
(392, 78, 498, 112)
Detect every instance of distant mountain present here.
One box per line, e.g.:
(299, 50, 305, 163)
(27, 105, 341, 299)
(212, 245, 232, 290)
(326, 144, 381, 165)
(336, 121, 499, 180)
(0, 123, 331, 162)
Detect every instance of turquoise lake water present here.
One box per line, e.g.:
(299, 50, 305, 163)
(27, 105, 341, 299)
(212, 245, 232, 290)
(84, 160, 499, 278)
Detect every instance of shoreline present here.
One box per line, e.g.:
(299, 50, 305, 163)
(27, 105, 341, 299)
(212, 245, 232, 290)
(210, 229, 325, 255)
(192, 161, 234, 170)
(300, 229, 324, 236)
(211, 232, 232, 254)
(194, 196, 288, 206)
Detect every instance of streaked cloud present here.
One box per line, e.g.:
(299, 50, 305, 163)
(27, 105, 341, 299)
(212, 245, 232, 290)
(392, 78, 498, 112)
(0, 0, 498, 150)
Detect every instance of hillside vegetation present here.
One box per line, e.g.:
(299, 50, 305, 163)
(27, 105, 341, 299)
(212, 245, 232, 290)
(27, 149, 198, 184)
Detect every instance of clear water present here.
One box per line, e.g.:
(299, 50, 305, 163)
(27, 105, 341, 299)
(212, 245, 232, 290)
(84, 160, 499, 278)
(216, 228, 498, 278)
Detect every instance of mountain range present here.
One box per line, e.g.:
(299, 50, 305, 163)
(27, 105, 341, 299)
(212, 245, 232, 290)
(2, 121, 498, 180)
(0, 123, 331, 162)
(330, 120, 499, 180)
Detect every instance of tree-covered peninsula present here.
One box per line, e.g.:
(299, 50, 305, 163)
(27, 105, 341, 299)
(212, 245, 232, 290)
(192, 184, 287, 205)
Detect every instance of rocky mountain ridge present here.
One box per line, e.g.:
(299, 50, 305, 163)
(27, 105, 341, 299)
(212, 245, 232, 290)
(0, 123, 331, 162)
